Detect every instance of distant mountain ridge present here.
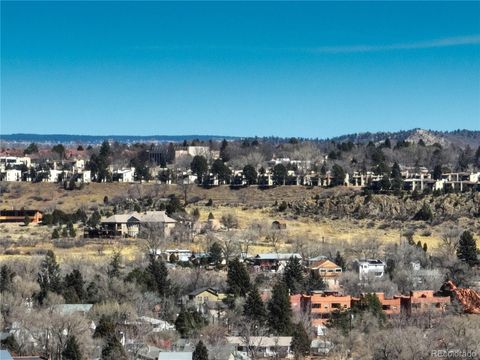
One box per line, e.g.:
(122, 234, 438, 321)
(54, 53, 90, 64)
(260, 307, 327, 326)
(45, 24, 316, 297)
(0, 133, 240, 144)
(1, 129, 479, 147)
(326, 129, 480, 148)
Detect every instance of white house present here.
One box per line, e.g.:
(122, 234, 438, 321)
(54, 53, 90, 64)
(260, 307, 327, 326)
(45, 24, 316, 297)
(113, 167, 135, 182)
(80, 170, 91, 183)
(354, 259, 386, 280)
(0, 156, 31, 170)
(165, 249, 192, 262)
(4, 169, 22, 182)
(48, 169, 65, 183)
(73, 159, 85, 171)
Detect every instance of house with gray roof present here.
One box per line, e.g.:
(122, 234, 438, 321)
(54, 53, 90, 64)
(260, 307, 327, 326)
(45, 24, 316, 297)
(101, 211, 176, 237)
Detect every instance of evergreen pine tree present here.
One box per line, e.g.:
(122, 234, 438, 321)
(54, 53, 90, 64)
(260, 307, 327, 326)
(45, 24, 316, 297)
(67, 222, 76, 237)
(174, 307, 191, 337)
(227, 258, 251, 297)
(208, 242, 223, 266)
(63, 269, 85, 303)
(243, 284, 267, 324)
(0, 264, 15, 293)
(86, 279, 100, 303)
(390, 162, 404, 192)
(0, 334, 20, 354)
(174, 307, 206, 337)
(354, 293, 386, 322)
(87, 210, 101, 227)
(243, 164, 257, 185)
(283, 256, 305, 294)
(305, 272, 326, 292)
(433, 164, 443, 180)
(331, 164, 346, 186)
(107, 251, 122, 279)
(61, 227, 69, 238)
(146, 255, 171, 297)
(457, 231, 478, 266)
(267, 281, 293, 335)
(414, 203, 433, 222)
(37, 250, 62, 303)
(93, 315, 116, 339)
(192, 340, 209, 360)
(52, 228, 60, 239)
(334, 251, 346, 270)
(291, 322, 311, 359)
(390, 162, 402, 179)
(101, 335, 127, 360)
(62, 335, 82, 360)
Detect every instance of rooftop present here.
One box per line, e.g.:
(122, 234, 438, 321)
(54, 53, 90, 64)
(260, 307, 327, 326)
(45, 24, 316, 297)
(227, 336, 293, 347)
(102, 211, 176, 224)
(254, 253, 302, 260)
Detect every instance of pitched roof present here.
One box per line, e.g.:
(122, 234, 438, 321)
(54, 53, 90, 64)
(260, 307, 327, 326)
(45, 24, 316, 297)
(357, 259, 385, 265)
(311, 259, 341, 270)
(139, 211, 176, 223)
(188, 287, 219, 297)
(227, 336, 292, 347)
(308, 255, 327, 262)
(254, 253, 302, 260)
(102, 211, 176, 224)
(101, 214, 139, 223)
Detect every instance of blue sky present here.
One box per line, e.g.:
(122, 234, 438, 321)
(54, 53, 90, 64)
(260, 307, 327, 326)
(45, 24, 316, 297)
(1, 1, 479, 138)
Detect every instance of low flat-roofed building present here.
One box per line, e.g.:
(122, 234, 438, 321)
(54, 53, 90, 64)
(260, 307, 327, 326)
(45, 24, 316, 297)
(300, 292, 352, 327)
(0, 210, 43, 224)
(352, 293, 401, 316)
(401, 290, 450, 315)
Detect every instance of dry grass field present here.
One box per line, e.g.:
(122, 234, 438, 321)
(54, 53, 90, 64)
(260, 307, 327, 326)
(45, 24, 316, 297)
(0, 181, 329, 212)
(0, 182, 476, 262)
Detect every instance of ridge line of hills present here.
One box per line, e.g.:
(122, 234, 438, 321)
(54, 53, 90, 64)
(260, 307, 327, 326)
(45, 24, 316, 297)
(1, 128, 479, 147)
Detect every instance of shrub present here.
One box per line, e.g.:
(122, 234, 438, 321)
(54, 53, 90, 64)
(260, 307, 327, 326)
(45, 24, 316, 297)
(413, 203, 433, 222)
(278, 201, 288, 212)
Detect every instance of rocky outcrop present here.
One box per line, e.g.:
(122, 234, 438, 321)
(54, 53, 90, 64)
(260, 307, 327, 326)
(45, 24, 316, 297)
(291, 190, 480, 221)
(444, 281, 480, 314)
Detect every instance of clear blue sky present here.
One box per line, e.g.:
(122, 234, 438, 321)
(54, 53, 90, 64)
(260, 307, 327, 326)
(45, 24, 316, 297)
(1, 1, 479, 138)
